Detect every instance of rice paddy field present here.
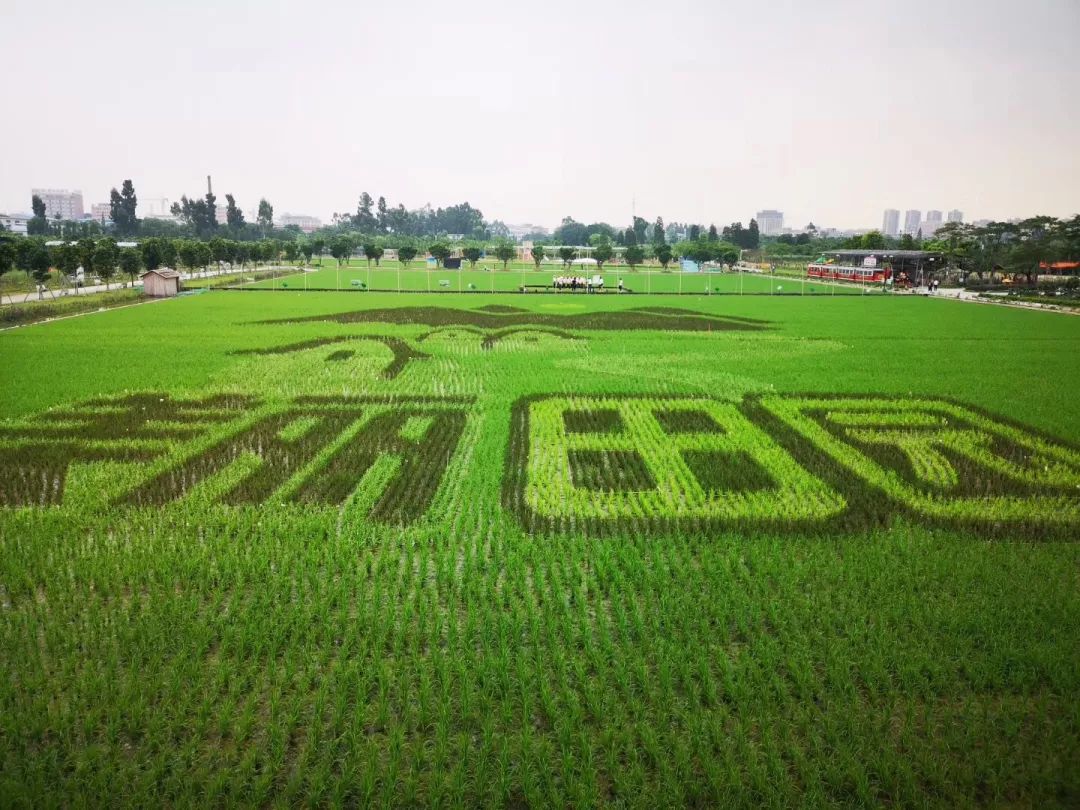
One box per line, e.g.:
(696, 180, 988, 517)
(239, 261, 871, 296)
(1, 289, 1078, 806)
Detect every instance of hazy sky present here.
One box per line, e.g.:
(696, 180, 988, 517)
(2, 0, 1077, 230)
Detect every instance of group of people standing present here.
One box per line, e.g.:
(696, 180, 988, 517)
(552, 275, 602, 291)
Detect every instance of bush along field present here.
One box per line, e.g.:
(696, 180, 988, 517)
(0, 291, 1078, 806)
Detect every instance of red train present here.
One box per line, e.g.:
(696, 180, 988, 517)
(806, 263, 891, 284)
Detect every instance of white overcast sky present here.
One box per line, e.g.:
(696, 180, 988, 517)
(1, 0, 1077, 229)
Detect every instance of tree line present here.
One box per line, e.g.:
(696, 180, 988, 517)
(0, 234, 309, 295)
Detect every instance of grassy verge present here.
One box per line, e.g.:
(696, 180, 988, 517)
(0, 288, 144, 328)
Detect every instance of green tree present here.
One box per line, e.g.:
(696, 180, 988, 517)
(310, 236, 326, 265)
(493, 239, 516, 270)
(119, 248, 142, 285)
(53, 242, 81, 288)
(654, 242, 673, 270)
(257, 199, 274, 234)
(329, 235, 353, 266)
(299, 241, 314, 264)
(161, 238, 178, 270)
(355, 193, 377, 232)
(747, 219, 760, 249)
(377, 196, 389, 233)
(93, 239, 119, 289)
(28, 195, 49, 235)
(714, 241, 740, 265)
(362, 241, 385, 267)
(652, 217, 665, 245)
(428, 242, 451, 267)
(27, 239, 53, 294)
(76, 238, 96, 279)
(591, 236, 614, 271)
(624, 244, 645, 271)
(707, 225, 719, 242)
(0, 236, 16, 299)
(196, 241, 213, 272)
(234, 242, 251, 269)
(225, 194, 245, 228)
(140, 237, 163, 271)
(860, 230, 886, 249)
(680, 238, 713, 267)
(177, 240, 200, 276)
(398, 243, 418, 268)
(531, 244, 546, 269)
(208, 237, 230, 269)
(204, 190, 218, 234)
(283, 241, 300, 264)
(109, 180, 138, 236)
(462, 245, 483, 269)
(261, 240, 279, 266)
(558, 246, 576, 267)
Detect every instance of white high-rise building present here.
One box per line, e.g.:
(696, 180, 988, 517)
(755, 210, 783, 236)
(947, 209, 963, 223)
(903, 210, 921, 235)
(32, 188, 84, 221)
(882, 209, 900, 237)
(926, 210, 943, 224)
(90, 203, 111, 223)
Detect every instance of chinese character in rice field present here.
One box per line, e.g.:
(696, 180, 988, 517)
(0, 393, 255, 507)
(122, 396, 469, 524)
(760, 395, 1080, 529)
(507, 395, 846, 532)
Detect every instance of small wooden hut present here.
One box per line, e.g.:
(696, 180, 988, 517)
(141, 269, 182, 297)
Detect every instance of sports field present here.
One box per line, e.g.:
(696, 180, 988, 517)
(1, 291, 1078, 806)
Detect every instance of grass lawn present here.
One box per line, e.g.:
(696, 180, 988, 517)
(1, 291, 1077, 806)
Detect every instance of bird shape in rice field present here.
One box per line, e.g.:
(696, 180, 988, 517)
(241, 305, 772, 379)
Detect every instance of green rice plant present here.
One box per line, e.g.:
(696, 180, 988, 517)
(1, 292, 1079, 806)
(760, 394, 1080, 534)
(510, 395, 846, 532)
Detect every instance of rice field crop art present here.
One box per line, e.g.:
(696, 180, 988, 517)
(2, 291, 1080, 806)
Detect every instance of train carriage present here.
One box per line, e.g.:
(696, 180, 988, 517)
(807, 249, 942, 287)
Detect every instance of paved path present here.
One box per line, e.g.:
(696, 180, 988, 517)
(0, 267, 285, 305)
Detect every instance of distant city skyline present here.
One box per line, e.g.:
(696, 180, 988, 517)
(6, 183, 1038, 237)
(1, 0, 1077, 231)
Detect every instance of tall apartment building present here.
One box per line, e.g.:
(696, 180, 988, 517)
(881, 209, 900, 237)
(31, 189, 85, 221)
(755, 210, 784, 236)
(903, 209, 922, 235)
(90, 203, 111, 222)
(926, 210, 943, 224)
(947, 209, 963, 223)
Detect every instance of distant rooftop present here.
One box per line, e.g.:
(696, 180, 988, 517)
(827, 249, 942, 259)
